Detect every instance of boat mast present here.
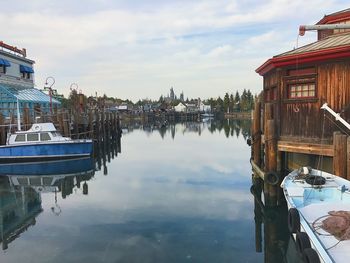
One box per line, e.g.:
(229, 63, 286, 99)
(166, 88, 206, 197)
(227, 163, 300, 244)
(16, 98, 21, 131)
(321, 103, 350, 131)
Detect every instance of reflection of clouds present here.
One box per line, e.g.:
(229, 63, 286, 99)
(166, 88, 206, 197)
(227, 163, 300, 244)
(0, 121, 259, 262)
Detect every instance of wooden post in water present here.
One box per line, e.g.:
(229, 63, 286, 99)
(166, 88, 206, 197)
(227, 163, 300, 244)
(63, 111, 70, 137)
(333, 131, 347, 178)
(253, 101, 261, 167)
(264, 103, 277, 207)
(0, 114, 5, 145)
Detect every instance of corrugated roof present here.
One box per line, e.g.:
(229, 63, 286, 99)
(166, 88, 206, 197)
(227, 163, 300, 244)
(276, 33, 350, 57)
(0, 83, 60, 104)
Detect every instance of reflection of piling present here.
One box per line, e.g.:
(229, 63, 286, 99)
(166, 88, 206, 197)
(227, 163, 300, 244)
(251, 178, 289, 262)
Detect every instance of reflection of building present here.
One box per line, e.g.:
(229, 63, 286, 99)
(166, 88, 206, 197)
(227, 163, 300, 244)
(0, 177, 42, 250)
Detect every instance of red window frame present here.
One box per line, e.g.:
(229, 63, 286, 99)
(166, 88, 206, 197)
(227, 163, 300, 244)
(288, 83, 316, 99)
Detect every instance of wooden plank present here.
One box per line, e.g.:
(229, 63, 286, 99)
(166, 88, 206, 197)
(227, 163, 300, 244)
(278, 140, 334, 156)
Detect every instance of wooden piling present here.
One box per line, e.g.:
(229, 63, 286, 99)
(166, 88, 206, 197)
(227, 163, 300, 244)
(333, 131, 347, 178)
(253, 101, 261, 166)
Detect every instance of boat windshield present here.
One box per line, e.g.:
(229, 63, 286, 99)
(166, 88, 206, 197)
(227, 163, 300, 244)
(51, 131, 62, 137)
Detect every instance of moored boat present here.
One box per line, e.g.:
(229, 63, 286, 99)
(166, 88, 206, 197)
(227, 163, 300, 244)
(281, 168, 350, 263)
(0, 123, 93, 162)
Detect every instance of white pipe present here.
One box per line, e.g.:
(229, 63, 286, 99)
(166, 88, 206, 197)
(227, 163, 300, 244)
(321, 103, 350, 131)
(299, 24, 350, 35)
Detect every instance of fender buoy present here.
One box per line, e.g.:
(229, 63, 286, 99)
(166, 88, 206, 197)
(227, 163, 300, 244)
(288, 208, 300, 233)
(296, 232, 311, 254)
(265, 171, 279, 186)
(305, 175, 326, 186)
(302, 248, 320, 263)
(246, 138, 252, 146)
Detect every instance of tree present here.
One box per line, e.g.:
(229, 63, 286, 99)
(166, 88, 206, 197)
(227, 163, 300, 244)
(223, 93, 230, 113)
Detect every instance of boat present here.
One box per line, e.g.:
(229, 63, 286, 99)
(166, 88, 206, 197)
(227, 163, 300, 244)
(281, 103, 350, 263)
(281, 168, 350, 263)
(0, 122, 93, 162)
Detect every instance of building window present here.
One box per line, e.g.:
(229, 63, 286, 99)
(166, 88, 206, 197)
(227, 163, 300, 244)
(21, 72, 31, 79)
(0, 66, 6, 74)
(288, 83, 316, 99)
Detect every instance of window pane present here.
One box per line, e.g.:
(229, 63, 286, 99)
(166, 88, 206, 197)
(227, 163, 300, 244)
(309, 91, 315, 96)
(40, 133, 51, 141)
(15, 134, 26, 142)
(27, 133, 39, 141)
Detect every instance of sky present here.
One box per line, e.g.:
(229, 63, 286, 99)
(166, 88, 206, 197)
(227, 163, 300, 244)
(0, 0, 349, 101)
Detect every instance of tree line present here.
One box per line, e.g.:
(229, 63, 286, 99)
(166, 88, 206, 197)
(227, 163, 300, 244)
(206, 89, 255, 113)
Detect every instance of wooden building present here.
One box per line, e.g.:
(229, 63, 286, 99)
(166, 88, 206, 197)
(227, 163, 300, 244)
(253, 9, 350, 193)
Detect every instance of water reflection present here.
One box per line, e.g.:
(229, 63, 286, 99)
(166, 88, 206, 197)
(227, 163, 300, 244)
(0, 119, 264, 262)
(0, 158, 95, 250)
(251, 177, 302, 263)
(122, 119, 252, 140)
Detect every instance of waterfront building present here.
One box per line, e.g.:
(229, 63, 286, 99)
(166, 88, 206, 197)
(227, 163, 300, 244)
(0, 41, 60, 118)
(174, 101, 187, 112)
(255, 9, 350, 175)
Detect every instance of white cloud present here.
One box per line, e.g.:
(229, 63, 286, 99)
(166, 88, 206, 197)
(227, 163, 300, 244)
(0, 0, 348, 99)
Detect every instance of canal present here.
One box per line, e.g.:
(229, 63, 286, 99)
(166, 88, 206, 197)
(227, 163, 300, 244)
(0, 119, 298, 262)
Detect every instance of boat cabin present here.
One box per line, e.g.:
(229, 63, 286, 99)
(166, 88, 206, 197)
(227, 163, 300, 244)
(8, 123, 68, 145)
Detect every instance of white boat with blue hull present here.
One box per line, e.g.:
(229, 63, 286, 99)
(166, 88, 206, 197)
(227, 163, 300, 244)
(282, 168, 350, 263)
(0, 123, 93, 162)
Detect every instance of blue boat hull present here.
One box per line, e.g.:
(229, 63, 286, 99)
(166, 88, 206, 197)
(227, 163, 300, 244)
(0, 141, 93, 162)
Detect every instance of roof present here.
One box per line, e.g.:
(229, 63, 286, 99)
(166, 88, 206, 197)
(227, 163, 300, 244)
(0, 83, 61, 104)
(317, 8, 350, 25)
(256, 33, 350, 76)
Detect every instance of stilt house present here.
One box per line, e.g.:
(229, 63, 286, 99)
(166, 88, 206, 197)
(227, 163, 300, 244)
(255, 9, 350, 176)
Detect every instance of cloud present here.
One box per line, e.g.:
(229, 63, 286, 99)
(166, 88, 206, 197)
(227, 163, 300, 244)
(0, 0, 349, 99)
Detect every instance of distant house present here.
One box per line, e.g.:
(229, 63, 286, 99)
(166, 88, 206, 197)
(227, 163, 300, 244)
(0, 41, 60, 118)
(198, 101, 211, 113)
(186, 103, 198, 113)
(115, 104, 128, 112)
(174, 102, 187, 112)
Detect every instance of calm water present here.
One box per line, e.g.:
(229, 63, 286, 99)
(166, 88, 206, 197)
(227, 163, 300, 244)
(0, 119, 295, 263)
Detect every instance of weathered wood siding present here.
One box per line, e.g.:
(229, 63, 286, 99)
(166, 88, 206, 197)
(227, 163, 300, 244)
(264, 60, 350, 141)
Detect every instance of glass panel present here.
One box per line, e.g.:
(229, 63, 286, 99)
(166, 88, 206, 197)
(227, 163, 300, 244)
(302, 91, 308, 97)
(309, 91, 315, 96)
(15, 134, 26, 142)
(297, 85, 302, 92)
(29, 178, 41, 185)
(27, 133, 39, 141)
(40, 133, 51, 141)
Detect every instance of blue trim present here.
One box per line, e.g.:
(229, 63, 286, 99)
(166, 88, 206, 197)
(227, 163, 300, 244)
(0, 142, 93, 159)
(0, 58, 11, 67)
(20, 65, 34, 73)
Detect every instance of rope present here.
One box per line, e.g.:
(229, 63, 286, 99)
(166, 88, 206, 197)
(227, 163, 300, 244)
(311, 214, 342, 250)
